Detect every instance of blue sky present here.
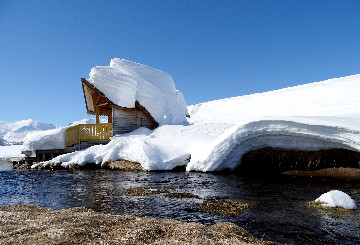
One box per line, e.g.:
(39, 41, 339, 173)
(1, 0, 359, 126)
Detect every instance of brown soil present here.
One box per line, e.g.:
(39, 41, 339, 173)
(282, 167, 360, 180)
(0, 204, 277, 245)
(199, 200, 250, 217)
(103, 160, 144, 171)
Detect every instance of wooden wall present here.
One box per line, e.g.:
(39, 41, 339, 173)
(112, 107, 157, 135)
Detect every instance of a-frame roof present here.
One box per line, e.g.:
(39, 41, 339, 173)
(81, 78, 159, 127)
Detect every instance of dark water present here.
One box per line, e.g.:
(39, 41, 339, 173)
(0, 160, 359, 245)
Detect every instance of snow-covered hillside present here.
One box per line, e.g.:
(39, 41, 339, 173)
(36, 73, 360, 172)
(189, 74, 360, 124)
(0, 119, 57, 159)
(0, 119, 56, 145)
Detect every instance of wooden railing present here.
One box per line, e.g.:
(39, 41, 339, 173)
(65, 123, 113, 150)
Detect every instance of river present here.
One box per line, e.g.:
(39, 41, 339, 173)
(0, 159, 359, 244)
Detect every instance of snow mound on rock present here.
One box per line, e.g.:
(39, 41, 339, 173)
(315, 190, 357, 210)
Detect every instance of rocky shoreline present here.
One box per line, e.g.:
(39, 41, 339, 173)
(0, 204, 277, 244)
(12, 159, 360, 180)
(283, 167, 360, 180)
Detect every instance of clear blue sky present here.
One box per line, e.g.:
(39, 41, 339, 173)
(1, 0, 359, 126)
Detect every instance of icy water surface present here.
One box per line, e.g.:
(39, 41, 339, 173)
(0, 159, 359, 245)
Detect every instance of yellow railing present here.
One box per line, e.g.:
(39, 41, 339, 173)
(65, 123, 113, 150)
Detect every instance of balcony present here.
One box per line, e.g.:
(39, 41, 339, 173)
(65, 123, 113, 152)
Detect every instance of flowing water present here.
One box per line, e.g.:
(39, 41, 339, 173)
(0, 159, 359, 244)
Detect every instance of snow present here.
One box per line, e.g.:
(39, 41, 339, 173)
(23, 127, 66, 151)
(0, 119, 58, 160)
(315, 190, 357, 210)
(189, 74, 360, 124)
(38, 124, 232, 170)
(88, 58, 188, 125)
(0, 119, 56, 145)
(0, 118, 111, 160)
(30, 73, 360, 172)
(0, 145, 24, 158)
(23, 118, 108, 152)
(69, 118, 108, 126)
(186, 117, 360, 171)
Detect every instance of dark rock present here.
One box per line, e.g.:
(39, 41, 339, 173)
(236, 147, 360, 176)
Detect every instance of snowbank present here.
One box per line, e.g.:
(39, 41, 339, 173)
(88, 58, 188, 125)
(37, 124, 232, 170)
(186, 117, 360, 171)
(23, 127, 66, 151)
(33, 73, 360, 172)
(189, 74, 360, 124)
(36, 116, 360, 172)
(315, 190, 357, 209)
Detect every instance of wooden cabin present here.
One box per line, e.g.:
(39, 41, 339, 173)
(65, 78, 159, 152)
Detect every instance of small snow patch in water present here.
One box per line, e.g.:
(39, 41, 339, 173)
(315, 190, 357, 210)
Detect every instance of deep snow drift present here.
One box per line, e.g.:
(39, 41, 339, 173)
(34, 73, 360, 172)
(88, 58, 188, 125)
(189, 74, 360, 124)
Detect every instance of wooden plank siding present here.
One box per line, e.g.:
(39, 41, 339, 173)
(112, 107, 157, 135)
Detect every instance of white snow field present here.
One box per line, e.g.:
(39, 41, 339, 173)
(315, 190, 357, 209)
(0, 145, 24, 159)
(188, 74, 360, 124)
(0, 119, 58, 158)
(0, 119, 56, 145)
(34, 73, 360, 172)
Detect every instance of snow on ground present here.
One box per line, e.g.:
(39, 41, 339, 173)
(23, 127, 66, 151)
(187, 117, 360, 171)
(38, 124, 233, 170)
(189, 74, 360, 124)
(32, 73, 360, 172)
(0, 145, 24, 158)
(0, 119, 56, 145)
(315, 190, 357, 209)
(0, 119, 58, 160)
(88, 58, 188, 125)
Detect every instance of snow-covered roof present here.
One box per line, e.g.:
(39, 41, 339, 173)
(87, 59, 188, 126)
